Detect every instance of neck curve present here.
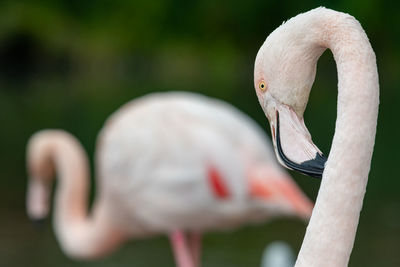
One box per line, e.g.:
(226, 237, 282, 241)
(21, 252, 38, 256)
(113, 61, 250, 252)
(27, 130, 123, 259)
(292, 8, 379, 267)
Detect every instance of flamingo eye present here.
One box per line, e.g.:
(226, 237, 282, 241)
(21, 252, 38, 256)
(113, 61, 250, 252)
(259, 80, 267, 91)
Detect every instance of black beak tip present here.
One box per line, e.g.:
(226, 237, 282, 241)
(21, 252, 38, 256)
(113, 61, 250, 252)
(299, 153, 327, 178)
(30, 217, 46, 230)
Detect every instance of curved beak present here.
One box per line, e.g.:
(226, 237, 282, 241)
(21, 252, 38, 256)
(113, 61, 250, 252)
(248, 166, 313, 219)
(268, 103, 327, 178)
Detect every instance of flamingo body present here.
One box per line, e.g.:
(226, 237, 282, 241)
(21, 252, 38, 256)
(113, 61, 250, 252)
(27, 92, 312, 266)
(96, 92, 286, 235)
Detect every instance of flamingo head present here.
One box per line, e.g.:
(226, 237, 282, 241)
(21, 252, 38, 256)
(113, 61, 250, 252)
(26, 132, 55, 225)
(253, 13, 327, 178)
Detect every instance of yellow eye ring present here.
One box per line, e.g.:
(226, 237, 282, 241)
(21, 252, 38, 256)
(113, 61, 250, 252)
(259, 80, 266, 91)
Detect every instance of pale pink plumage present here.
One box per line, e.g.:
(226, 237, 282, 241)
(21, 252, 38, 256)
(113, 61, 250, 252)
(26, 92, 312, 267)
(254, 7, 379, 267)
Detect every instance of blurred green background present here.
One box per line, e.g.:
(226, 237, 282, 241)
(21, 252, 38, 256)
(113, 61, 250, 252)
(0, 0, 398, 266)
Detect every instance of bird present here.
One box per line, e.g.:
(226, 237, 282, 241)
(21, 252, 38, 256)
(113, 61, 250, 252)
(253, 7, 379, 267)
(26, 92, 313, 267)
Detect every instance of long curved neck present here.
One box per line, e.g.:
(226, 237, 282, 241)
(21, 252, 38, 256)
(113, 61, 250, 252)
(53, 133, 89, 225)
(293, 9, 379, 267)
(27, 130, 90, 224)
(27, 130, 123, 258)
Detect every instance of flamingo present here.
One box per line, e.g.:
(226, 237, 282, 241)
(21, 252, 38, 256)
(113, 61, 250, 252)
(26, 92, 312, 267)
(254, 7, 378, 267)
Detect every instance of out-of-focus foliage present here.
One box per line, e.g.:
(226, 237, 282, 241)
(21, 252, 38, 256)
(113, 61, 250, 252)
(0, 0, 398, 266)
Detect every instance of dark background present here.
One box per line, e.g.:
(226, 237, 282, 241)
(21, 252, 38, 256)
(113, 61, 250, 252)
(0, 0, 398, 266)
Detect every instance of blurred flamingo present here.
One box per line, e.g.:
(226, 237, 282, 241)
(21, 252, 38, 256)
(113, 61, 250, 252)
(26, 92, 312, 267)
(254, 7, 378, 267)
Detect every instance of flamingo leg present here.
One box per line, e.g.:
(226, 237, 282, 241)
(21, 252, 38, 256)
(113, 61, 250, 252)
(188, 232, 202, 267)
(169, 230, 195, 267)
